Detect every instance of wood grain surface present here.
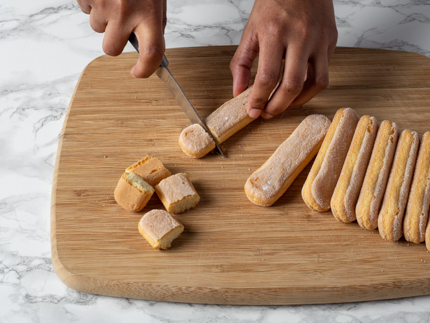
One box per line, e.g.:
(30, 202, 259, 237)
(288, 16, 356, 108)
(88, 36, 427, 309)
(51, 46, 430, 305)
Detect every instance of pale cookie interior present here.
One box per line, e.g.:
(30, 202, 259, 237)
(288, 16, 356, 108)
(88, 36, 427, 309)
(125, 171, 154, 194)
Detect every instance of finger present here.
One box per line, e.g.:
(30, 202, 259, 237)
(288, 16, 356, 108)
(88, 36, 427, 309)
(130, 18, 165, 78)
(89, 10, 107, 33)
(76, 0, 91, 14)
(229, 32, 259, 97)
(162, 0, 167, 31)
(262, 45, 308, 118)
(247, 42, 284, 119)
(289, 52, 329, 107)
(103, 21, 130, 56)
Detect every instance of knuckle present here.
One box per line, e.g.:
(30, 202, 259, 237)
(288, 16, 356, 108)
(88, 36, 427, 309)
(315, 74, 329, 89)
(257, 71, 278, 88)
(141, 45, 164, 60)
(283, 77, 303, 94)
(249, 95, 267, 109)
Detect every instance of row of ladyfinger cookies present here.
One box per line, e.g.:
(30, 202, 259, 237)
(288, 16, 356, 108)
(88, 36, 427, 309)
(245, 108, 430, 250)
(113, 156, 201, 250)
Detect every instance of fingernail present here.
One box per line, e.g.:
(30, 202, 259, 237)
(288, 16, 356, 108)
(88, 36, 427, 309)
(249, 109, 262, 119)
(262, 112, 274, 119)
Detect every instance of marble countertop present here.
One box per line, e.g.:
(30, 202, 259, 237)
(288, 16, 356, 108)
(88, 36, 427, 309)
(1, 0, 430, 322)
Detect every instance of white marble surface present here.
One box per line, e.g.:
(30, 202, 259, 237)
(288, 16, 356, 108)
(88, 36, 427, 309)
(1, 0, 430, 322)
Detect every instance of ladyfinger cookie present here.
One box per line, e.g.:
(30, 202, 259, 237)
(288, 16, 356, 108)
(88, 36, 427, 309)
(138, 209, 184, 250)
(302, 108, 359, 212)
(378, 129, 419, 242)
(126, 155, 171, 187)
(330, 115, 378, 223)
(179, 124, 215, 158)
(405, 132, 430, 244)
(114, 171, 155, 212)
(179, 86, 255, 158)
(356, 120, 399, 230)
(245, 114, 331, 206)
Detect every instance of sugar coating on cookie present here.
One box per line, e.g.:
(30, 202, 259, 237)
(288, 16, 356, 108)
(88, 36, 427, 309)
(205, 86, 255, 144)
(406, 131, 430, 244)
(126, 156, 171, 187)
(245, 114, 331, 206)
(114, 171, 154, 212)
(356, 120, 399, 231)
(155, 173, 200, 213)
(138, 209, 184, 250)
(331, 115, 378, 223)
(302, 108, 359, 212)
(378, 129, 419, 242)
(179, 124, 215, 158)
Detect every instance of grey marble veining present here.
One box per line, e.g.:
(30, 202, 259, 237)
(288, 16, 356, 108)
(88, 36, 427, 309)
(1, 0, 430, 322)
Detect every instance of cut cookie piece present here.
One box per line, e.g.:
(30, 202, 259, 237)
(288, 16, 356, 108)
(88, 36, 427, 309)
(138, 209, 184, 250)
(356, 120, 399, 230)
(126, 156, 171, 187)
(155, 173, 200, 213)
(330, 115, 378, 223)
(302, 108, 359, 212)
(114, 171, 154, 212)
(245, 114, 331, 206)
(179, 124, 216, 158)
(405, 131, 430, 244)
(378, 129, 419, 242)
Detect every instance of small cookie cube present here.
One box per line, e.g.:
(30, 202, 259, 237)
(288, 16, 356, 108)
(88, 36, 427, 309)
(155, 173, 200, 213)
(126, 156, 171, 186)
(114, 171, 154, 212)
(138, 209, 184, 250)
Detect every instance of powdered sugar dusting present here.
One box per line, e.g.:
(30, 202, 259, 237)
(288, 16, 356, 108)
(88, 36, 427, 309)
(206, 86, 253, 138)
(140, 210, 181, 242)
(157, 173, 197, 205)
(311, 108, 359, 210)
(245, 114, 331, 203)
(179, 124, 215, 153)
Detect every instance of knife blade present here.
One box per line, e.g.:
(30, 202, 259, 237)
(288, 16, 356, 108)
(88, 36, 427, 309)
(128, 33, 225, 158)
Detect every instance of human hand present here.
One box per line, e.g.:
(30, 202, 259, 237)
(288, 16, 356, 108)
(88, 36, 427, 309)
(230, 0, 338, 119)
(77, 0, 167, 78)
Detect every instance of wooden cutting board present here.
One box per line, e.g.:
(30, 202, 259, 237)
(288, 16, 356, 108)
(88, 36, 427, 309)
(51, 46, 430, 305)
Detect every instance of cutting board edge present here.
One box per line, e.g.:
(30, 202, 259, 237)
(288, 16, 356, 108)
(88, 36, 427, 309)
(47, 256, 430, 305)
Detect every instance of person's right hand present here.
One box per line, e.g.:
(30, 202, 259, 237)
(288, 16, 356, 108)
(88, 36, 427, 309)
(77, 0, 167, 78)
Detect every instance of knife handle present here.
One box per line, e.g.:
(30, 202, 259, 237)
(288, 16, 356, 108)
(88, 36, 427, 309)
(129, 32, 169, 68)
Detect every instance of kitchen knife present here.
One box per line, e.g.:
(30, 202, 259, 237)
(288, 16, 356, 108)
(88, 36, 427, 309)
(128, 33, 225, 158)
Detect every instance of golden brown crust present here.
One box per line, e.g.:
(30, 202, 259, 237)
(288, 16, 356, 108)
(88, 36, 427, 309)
(330, 115, 378, 223)
(406, 132, 430, 244)
(378, 129, 419, 242)
(302, 108, 359, 212)
(356, 120, 399, 230)
(126, 156, 171, 187)
(114, 173, 154, 212)
(245, 114, 331, 206)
